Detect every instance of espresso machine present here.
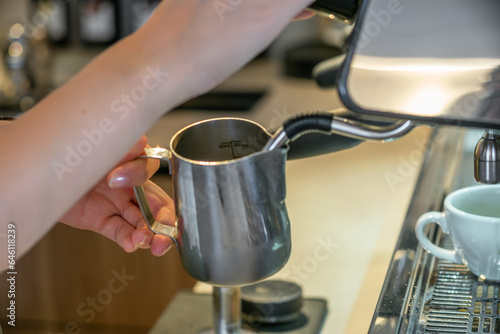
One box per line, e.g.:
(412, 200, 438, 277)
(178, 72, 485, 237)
(329, 0, 500, 333)
(141, 0, 500, 333)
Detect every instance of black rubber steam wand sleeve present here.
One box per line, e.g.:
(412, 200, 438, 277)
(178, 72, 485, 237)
(283, 112, 334, 141)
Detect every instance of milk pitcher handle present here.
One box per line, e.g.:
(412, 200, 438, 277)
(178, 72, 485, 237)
(132, 147, 178, 247)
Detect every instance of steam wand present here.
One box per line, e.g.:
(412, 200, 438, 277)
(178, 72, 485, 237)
(266, 113, 500, 184)
(263, 112, 416, 151)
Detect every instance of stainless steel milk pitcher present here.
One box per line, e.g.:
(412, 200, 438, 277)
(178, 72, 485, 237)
(133, 112, 415, 287)
(133, 117, 291, 287)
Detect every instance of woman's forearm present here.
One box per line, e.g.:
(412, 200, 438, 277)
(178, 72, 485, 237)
(0, 35, 184, 260)
(0, 0, 314, 265)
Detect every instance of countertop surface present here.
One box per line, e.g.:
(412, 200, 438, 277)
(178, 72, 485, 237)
(146, 59, 432, 333)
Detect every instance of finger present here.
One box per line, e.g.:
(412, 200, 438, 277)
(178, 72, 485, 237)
(131, 225, 154, 249)
(98, 215, 138, 253)
(146, 184, 176, 256)
(118, 135, 148, 164)
(128, 208, 175, 255)
(122, 180, 175, 230)
(144, 180, 175, 214)
(293, 10, 316, 20)
(129, 216, 175, 256)
(119, 202, 156, 250)
(124, 181, 175, 252)
(151, 234, 175, 257)
(94, 179, 174, 254)
(100, 216, 174, 256)
(107, 158, 160, 188)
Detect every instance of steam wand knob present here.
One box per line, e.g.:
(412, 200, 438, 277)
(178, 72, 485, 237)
(474, 130, 500, 184)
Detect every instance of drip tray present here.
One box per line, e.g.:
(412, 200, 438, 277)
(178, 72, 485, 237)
(421, 236, 500, 334)
(148, 291, 327, 334)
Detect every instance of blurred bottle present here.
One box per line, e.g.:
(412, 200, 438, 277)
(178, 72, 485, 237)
(77, 0, 119, 45)
(1, 23, 38, 112)
(130, 0, 160, 32)
(31, 0, 71, 45)
(118, 0, 160, 37)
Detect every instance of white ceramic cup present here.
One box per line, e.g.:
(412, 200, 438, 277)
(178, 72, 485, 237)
(415, 185, 500, 281)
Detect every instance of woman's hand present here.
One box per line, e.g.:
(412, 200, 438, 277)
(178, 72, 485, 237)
(59, 136, 174, 256)
(295, 10, 316, 20)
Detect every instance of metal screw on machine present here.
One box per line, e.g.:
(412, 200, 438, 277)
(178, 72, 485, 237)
(474, 130, 500, 184)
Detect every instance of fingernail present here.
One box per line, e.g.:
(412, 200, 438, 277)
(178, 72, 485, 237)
(127, 244, 138, 253)
(138, 235, 148, 247)
(157, 244, 173, 257)
(109, 175, 129, 188)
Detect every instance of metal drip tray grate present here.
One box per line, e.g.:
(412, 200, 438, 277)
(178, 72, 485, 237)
(422, 238, 500, 334)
